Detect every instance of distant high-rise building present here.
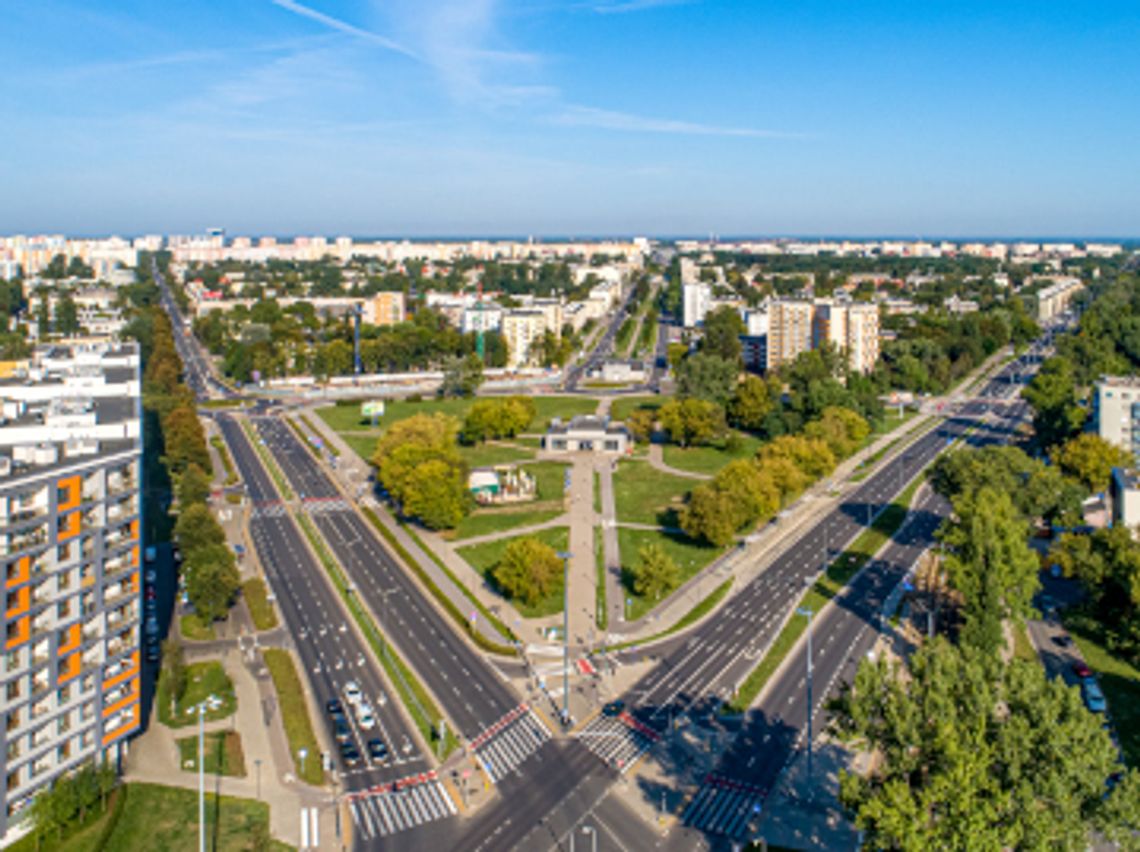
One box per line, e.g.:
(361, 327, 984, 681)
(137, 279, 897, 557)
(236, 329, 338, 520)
(682, 282, 712, 328)
(365, 291, 406, 327)
(813, 301, 881, 375)
(0, 342, 142, 833)
(767, 300, 815, 371)
(1095, 377, 1140, 463)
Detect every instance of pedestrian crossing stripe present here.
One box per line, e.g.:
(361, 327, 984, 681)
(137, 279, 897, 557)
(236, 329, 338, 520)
(301, 497, 351, 515)
(682, 783, 763, 840)
(472, 708, 551, 784)
(348, 777, 457, 841)
(574, 713, 656, 773)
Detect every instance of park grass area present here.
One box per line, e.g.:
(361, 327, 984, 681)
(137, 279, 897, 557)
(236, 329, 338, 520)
(261, 648, 325, 786)
(458, 442, 536, 468)
(661, 432, 764, 476)
(610, 395, 664, 422)
(176, 731, 246, 777)
(608, 578, 733, 652)
(317, 395, 597, 435)
(8, 788, 125, 852)
(583, 381, 634, 390)
(98, 783, 287, 852)
(1063, 611, 1140, 767)
(449, 508, 564, 541)
(209, 435, 238, 486)
(295, 514, 460, 757)
(595, 527, 607, 631)
(523, 460, 569, 501)
(612, 460, 693, 526)
(457, 527, 570, 619)
(242, 578, 278, 630)
(340, 434, 377, 462)
(1012, 620, 1038, 664)
(179, 613, 215, 642)
(725, 475, 924, 714)
(594, 471, 601, 514)
(617, 527, 722, 622)
(157, 661, 236, 729)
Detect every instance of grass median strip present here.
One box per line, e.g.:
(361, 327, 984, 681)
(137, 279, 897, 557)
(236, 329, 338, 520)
(363, 508, 519, 655)
(262, 648, 325, 785)
(240, 418, 293, 500)
(242, 577, 278, 631)
(295, 512, 459, 759)
(299, 412, 338, 456)
(725, 476, 924, 714)
(209, 434, 238, 486)
(606, 578, 733, 653)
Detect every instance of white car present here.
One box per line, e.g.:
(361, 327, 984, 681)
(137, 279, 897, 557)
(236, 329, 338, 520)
(344, 681, 362, 706)
(356, 702, 375, 731)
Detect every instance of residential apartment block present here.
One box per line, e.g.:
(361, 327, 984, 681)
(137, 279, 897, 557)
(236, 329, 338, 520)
(813, 301, 881, 375)
(501, 310, 549, 368)
(0, 343, 142, 833)
(766, 300, 815, 371)
(1035, 278, 1083, 322)
(364, 291, 406, 327)
(1095, 376, 1140, 462)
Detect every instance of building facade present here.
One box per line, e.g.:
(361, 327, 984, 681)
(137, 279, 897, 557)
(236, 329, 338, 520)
(766, 300, 815, 371)
(365, 291, 406, 327)
(1095, 376, 1140, 461)
(542, 416, 630, 454)
(682, 282, 711, 328)
(0, 343, 142, 833)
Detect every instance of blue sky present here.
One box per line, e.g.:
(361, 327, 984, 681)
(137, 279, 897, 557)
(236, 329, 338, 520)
(2, 0, 1138, 237)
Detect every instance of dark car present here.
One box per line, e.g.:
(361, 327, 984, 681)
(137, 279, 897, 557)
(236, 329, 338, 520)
(1052, 635, 1074, 648)
(367, 738, 389, 764)
(340, 742, 362, 768)
(326, 698, 344, 716)
(602, 700, 625, 718)
(332, 718, 351, 744)
(145, 639, 160, 663)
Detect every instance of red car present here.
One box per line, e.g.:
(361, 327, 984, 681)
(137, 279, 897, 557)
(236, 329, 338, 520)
(1072, 662, 1092, 680)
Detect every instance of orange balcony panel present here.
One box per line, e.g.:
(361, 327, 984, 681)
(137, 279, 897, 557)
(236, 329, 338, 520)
(58, 623, 81, 655)
(104, 660, 139, 690)
(5, 616, 29, 650)
(5, 556, 30, 590)
(57, 476, 81, 511)
(129, 520, 139, 541)
(59, 511, 80, 541)
(130, 547, 139, 567)
(58, 651, 81, 684)
(101, 708, 139, 747)
(5, 586, 30, 620)
(101, 681, 139, 719)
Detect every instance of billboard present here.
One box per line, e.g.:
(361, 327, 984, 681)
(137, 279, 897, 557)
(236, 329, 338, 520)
(361, 400, 386, 421)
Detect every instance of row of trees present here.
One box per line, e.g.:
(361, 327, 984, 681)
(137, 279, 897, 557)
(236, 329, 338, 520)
(28, 761, 117, 848)
(372, 413, 468, 530)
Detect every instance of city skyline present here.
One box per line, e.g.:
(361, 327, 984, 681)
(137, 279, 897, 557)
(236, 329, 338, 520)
(3, 1, 1140, 236)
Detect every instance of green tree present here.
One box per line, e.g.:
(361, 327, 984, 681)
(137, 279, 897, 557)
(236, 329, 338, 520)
(679, 485, 738, 546)
(1022, 355, 1085, 450)
(1054, 432, 1131, 494)
(176, 462, 211, 508)
(803, 406, 870, 458)
(699, 305, 744, 363)
(831, 639, 1130, 850)
(162, 639, 187, 705)
(402, 459, 466, 530)
(65, 256, 94, 279)
(631, 542, 681, 600)
(658, 398, 726, 447)
(55, 293, 80, 336)
(162, 405, 210, 476)
(440, 353, 484, 398)
(624, 408, 656, 444)
(727, 375, 776, 431)
(666, 342, 688, 373)
(492, 537, 562, 606)
(35, 296, 50, 338)
(1050, 525, 1140, 658)
(936, 487, 1040, 655)
(372, 413, 467, 529)
(675, 352, 738, 405)
(184, 543, 240, 622)
(174, 503, 226, 554)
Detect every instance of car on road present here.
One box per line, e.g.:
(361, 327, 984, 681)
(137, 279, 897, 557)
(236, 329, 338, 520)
(326, 698, 344, 716)
(1072, 662, 1093, 680)
(145, 638, 160, 663)
(1083, 681, 1107, 714)
(367, 738, 389, 764)
(344, 681, 362, 705)
(332, 718, 352, 743)
(145, 616, 159, 635)
(356, 702, 376, 731)
(1052, 635, 1073, 648)
(602, 700, 625, 718)
(340, 742, 362, 768)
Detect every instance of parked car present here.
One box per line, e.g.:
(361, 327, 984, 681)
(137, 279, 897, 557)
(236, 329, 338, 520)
(356, 702, 376, 731)
(145, 616, 159, 635)
(340, 742, 362, 768)
(332, 718, 352, 744)
(1083, 681, 1107, 714)
(344, 681, 362, 706)
(326, 698, 344, 716)
(1052, 635, 1073, 648)
(367, 738, 389, 764)
(1071, 662, 1093, 680)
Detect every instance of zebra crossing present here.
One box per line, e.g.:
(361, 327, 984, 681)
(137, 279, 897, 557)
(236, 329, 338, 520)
(302, 497, 351, 515)
(348, 774, 457, 841)
(575, 712, 658, 772)
(681, 776, 764, 840)
(472, 705, 551, 783)
(250, 501, 286, 519)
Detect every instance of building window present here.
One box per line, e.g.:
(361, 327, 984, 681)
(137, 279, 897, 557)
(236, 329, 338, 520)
(7, 770, 19, 793)
(6, 680, 19, 701)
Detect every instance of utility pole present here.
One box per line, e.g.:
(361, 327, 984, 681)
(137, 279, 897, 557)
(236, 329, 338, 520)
(198, 704, 206, 852)
(797, 607, 815, 789)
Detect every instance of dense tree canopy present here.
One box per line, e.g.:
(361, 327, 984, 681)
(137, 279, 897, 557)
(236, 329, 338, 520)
(372, 413, 467, 530)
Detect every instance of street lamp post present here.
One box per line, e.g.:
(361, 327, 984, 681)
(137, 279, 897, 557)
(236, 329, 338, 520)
(797, 607, 815, 788)
(197, 704, 206, 852)
(582, 825, 597, 852)
(557, 551, 572, 727)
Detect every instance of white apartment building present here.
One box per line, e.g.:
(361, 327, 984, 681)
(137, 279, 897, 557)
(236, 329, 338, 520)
(682, 282, 712, 328)
(1035, 277, 1083, 322)
(0, 343, 142, 835)
(1095, 377, 1140, 462)
(461, 304, 504, 335)
(501, 310, 551, 368)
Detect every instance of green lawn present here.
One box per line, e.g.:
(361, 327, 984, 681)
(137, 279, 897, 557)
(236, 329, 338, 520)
(340, 434, 378, 462)
(458, 442, 536, 468)
(179, 613, 215, 642)
(1064, 611, 1140, 767)
(612, 460, 694, 526)
(158, 661, 236, 729)
(522, 460, 570, 501)
(9, 789, 124, 852)
(610, 395, 664, 422)
(317, 395, 597, 435)
(100, 783, 287, 852)
(617, 527, 723, 621)
(457, 527, 570, 618)
(242, 578, 278, 631)
(448, 508, 564, 541)
(661, 432, 764, 476)
(262, 649, 325, 786)
(176, 731, 246, 777)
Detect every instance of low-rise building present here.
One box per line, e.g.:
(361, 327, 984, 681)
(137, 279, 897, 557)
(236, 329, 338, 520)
(1111, 468, 1140, 531)
(542, 416, 630, 454)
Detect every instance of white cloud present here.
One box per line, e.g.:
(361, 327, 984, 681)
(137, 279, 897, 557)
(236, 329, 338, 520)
(591, 0, 692, 14)
(554, 105, 803, 138)
(269, 0, 416, 58)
